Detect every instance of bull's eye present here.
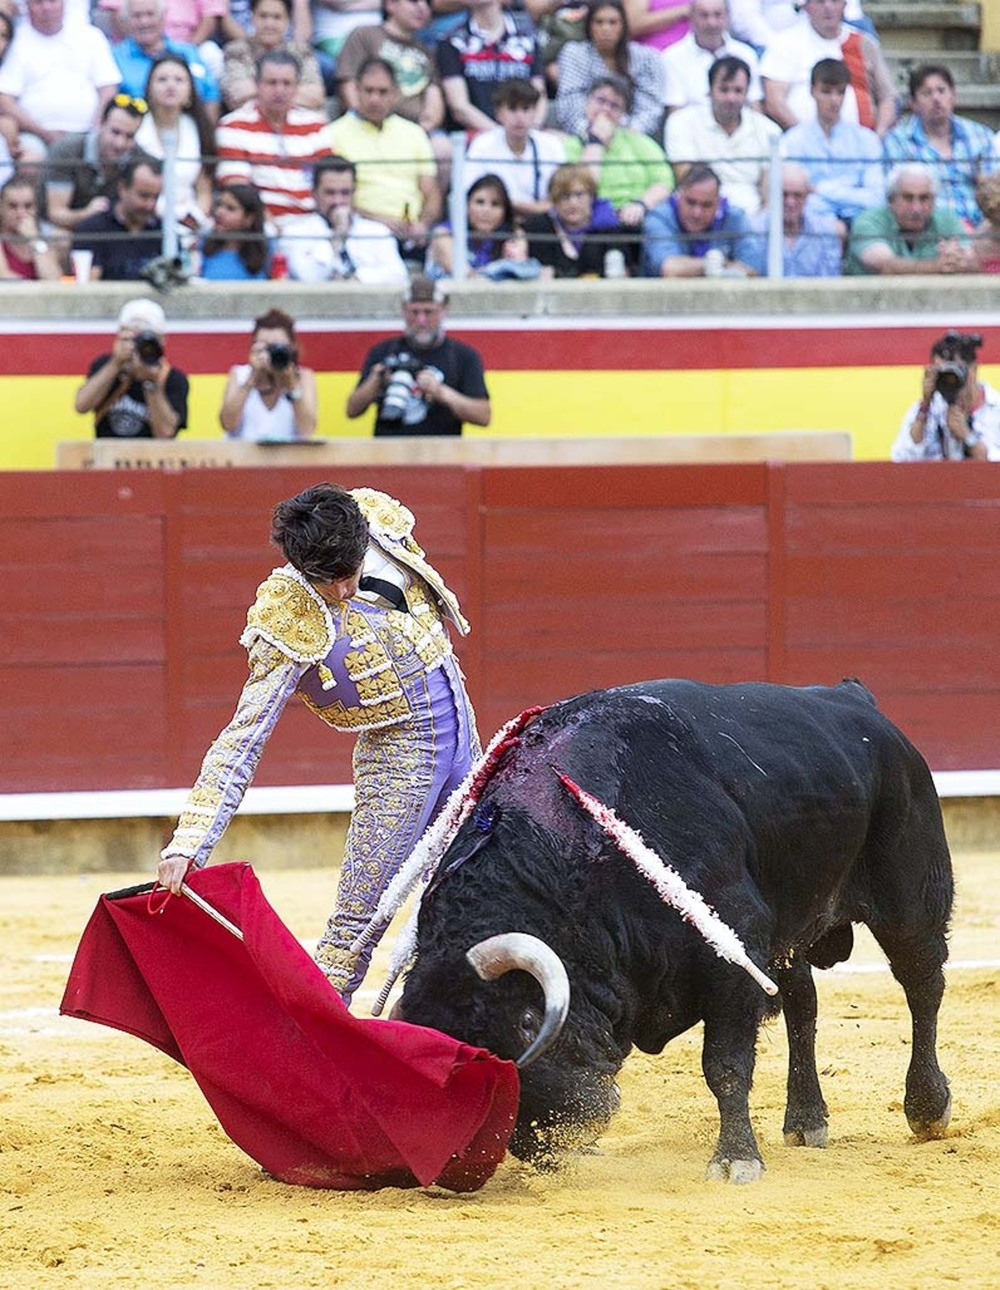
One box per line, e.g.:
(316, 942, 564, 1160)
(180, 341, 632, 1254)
(518, 1008, 540, 1045)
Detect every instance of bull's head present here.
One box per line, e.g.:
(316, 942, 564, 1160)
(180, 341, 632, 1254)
(399, 930, 623, 1164)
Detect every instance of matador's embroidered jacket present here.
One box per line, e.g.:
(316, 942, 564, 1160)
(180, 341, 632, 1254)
(162, 488, 470, 866)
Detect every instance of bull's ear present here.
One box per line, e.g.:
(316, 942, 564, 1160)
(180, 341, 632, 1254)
(465, 933, 570, 1067)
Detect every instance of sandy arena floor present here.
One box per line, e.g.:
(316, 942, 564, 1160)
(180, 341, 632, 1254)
(2, 853, 997, 1290)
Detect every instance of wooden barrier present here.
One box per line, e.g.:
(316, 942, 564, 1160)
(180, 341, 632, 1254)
(1, 461, 997, 797)
(55, 432, 853, 472)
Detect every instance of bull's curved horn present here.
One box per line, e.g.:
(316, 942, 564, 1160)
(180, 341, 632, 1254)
(465, 932, 570, 1068)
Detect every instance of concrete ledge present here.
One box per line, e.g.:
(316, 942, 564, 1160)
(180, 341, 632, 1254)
(6, 276, 1000, 326)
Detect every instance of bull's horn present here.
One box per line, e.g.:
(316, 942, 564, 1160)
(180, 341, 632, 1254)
(466, 932, 570, 1068)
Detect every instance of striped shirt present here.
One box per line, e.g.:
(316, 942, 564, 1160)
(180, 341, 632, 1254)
(216, 102, 333, 225)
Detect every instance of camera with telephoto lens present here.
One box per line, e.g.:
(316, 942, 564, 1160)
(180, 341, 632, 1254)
(380, 353, 422, 420)
(134, 330, 163, 365)
(932, 330, 983, 405)
(266, 342, 295, 370)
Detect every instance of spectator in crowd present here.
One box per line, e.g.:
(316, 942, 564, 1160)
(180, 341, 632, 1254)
(0, 0, 121, 162)
(312, 0, 381, 75)
(347, 275, 491, 437)
(219, 0, 312, 44)
(198, 182, 270, 278)
(280, 155, 409, 283)
(216, 49, 332, 227)
(136, 55, 215, 229)
(74, 297, 188, 439)
(221, 0, 324, 112)
(744, 160, 842, 276)
(973, 172, 1000, 273)
(884, 63, 995, 228)
(781, 57, 882, 224)
(727, 0, 874, 49)
(337, 0, 444, 134)
(220, 307, 318, 441)
(426, 172, 537, 279)
(328, 57, 441, 253)
(438, 0, 546, 133)
(112, 0, 222, 122)
(44, 93, 145, 232)
(760, 0, 895, 135)
(102, 0, 229, 70)
(556, 0, 665, 140)
(563, 74, 672, 228)
(845, 162, 978, 276)
(74, 155, 165, 279)
(0, 172, 63, 279)
(523, 161, 630, 277)
(891, 330, 999, 461)
(623, 0, 690, 52)
(0, 10, 15, 183)
(661, 0, 761, 113)
(642, 160, 757, 275)
(464, 80, 566, 220)
(665, 55, 779, 215)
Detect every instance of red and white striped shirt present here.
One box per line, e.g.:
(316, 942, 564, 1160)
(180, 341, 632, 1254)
(216, 102, 333, 226)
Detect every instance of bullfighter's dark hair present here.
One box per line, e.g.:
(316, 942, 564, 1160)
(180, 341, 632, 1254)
(271, 484, 369, 583)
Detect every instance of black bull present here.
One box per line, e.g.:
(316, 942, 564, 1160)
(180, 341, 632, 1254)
(398, 679, 954, 1181)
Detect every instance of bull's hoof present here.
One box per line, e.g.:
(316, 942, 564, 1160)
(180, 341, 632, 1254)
(783, 1124, 828, 1148)
(706, 1156, 764, 1184)
(908, 1090, 952, 1140)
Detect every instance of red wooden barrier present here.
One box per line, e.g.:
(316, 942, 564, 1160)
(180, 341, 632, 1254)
(2, 461, 998, 793)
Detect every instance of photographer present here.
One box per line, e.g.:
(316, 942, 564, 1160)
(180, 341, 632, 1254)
(346, 276, 491, 438)
(74, 299, 188, 439)
(891, 331, 1000, 462)
(220, 308, 318, 441)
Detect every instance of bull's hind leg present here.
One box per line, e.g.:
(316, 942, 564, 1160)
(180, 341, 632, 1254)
(870, 926, 951, 1138)
(773, 954, 828, 1148)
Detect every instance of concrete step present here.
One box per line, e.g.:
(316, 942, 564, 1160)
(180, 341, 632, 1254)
(868, 1, 981, 52)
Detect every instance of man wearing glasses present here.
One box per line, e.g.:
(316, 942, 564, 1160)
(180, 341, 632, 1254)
(44, 94, 145, 232)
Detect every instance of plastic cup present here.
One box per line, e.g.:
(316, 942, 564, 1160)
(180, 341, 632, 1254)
(71, 250, 93, 284)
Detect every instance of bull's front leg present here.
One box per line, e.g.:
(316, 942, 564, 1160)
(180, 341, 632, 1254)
(701, 988, 766, 1183)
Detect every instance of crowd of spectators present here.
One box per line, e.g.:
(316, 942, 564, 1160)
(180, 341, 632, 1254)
(0, 0, 997, 282)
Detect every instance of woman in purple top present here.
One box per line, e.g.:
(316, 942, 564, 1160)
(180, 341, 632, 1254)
(523, 163, 628, 277)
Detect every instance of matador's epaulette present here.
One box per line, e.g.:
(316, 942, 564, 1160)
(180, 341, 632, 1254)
(351, 487, 470, 635)
(240, 567, 334, 664)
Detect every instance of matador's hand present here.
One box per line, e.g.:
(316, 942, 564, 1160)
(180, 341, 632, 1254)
(157, 855, 193, 895)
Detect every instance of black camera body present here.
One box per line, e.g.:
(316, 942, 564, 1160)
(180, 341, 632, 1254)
(933, 361, 968, 405)
(134, 330, 164, 365)
(266, 342, 295, 370)
(380, 351, 422, 420)
(931, 330, 983, 404)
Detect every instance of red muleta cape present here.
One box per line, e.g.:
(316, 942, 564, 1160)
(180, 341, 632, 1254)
(60, 862, 518, 1192)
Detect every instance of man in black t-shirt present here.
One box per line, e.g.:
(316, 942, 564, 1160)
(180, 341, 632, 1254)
(346, 276, 491, 437)
(73, 156, 164, 282)
(74, 298, 189, 439)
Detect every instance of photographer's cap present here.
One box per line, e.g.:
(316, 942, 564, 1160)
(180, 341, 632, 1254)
(118, 299, 166, 335)
(402, 275, 448, 306)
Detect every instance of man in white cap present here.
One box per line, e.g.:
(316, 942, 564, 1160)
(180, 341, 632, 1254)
(74, 298, 189, 438)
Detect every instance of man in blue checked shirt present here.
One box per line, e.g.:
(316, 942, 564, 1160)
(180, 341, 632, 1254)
(883, 62, 995, 227)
